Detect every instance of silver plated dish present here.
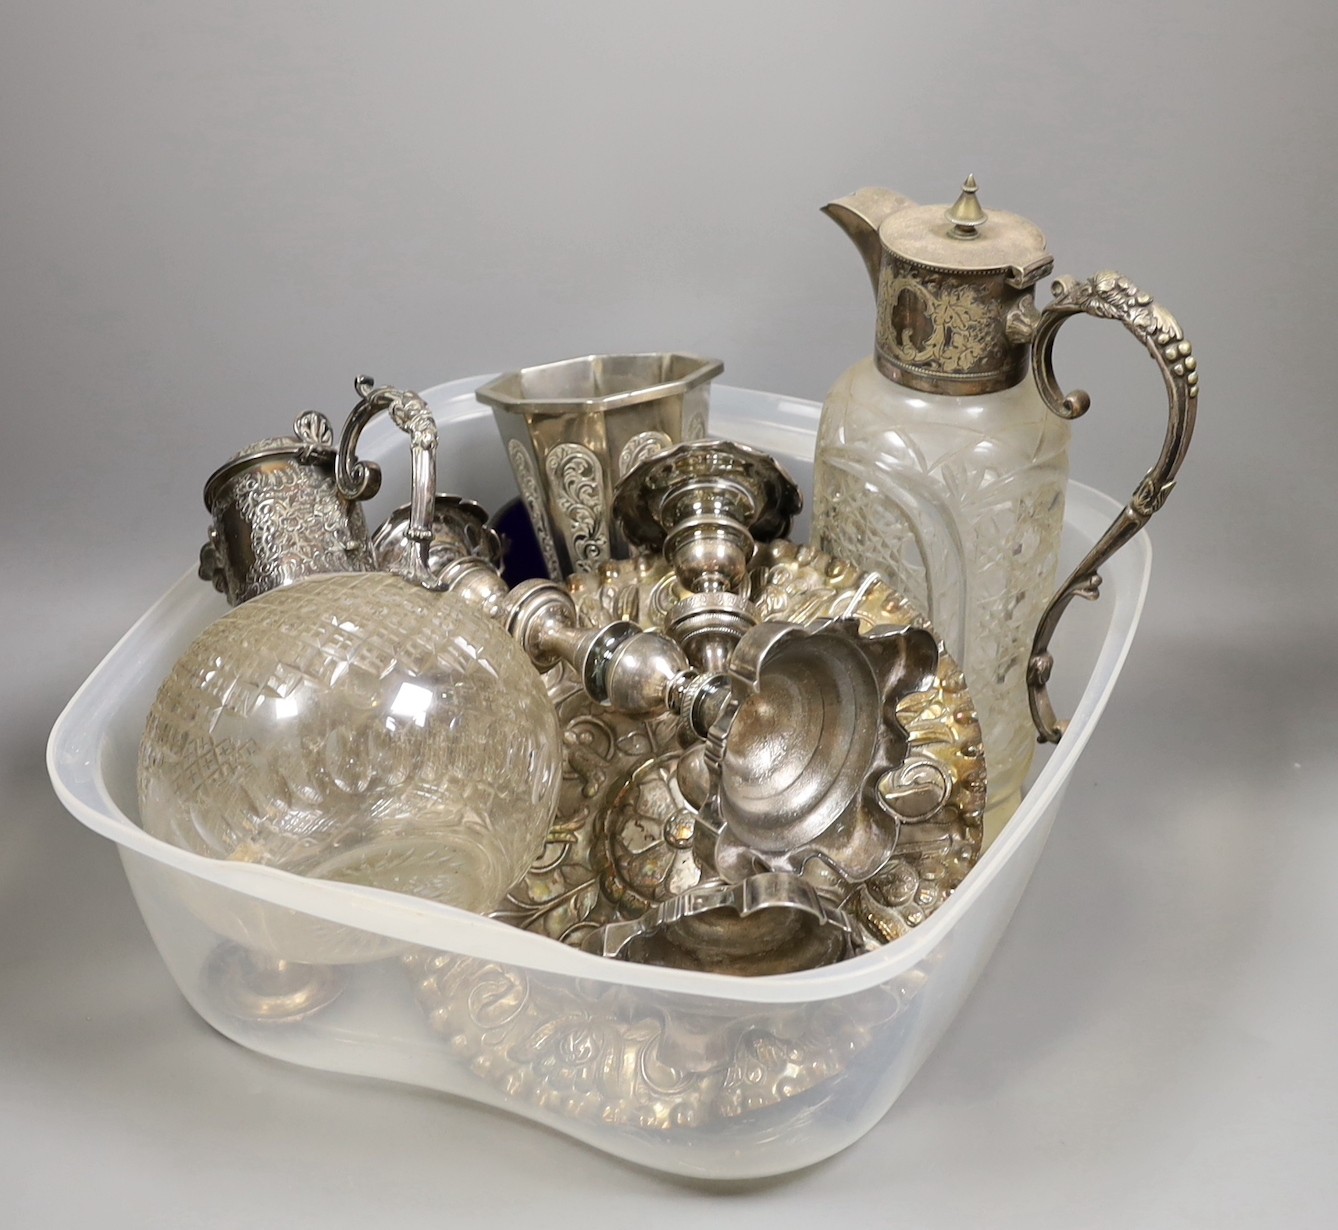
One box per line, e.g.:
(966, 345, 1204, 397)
(491, 540, 984, 950)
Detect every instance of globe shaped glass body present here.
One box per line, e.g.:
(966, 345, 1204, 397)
(138, 572, 562, 924)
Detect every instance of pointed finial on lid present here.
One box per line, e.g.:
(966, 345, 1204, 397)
(946, 174, 987, 238)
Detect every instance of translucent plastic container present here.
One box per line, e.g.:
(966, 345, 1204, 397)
(47, 378, 1151, 1180)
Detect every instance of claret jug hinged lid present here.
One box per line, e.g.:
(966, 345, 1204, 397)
(825, 176, 1055, 397)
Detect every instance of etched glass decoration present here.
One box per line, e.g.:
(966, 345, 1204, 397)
(138, 572, 562, 915)
(813, 357, 1070, 819)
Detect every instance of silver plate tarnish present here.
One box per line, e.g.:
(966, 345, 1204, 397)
(405, 949, 926, 1131)
(564, 541, 985, 944)
(199, 412, 375, 605)
(408, 541, 981, 1127)
(480, 353, 724, 575)
(586, 873, 861, 976)
(487, 659, 686, 944)
(617, 430, 674, 477)
(484, 541, 982, 950)
(601, 751, 705, 916)
(545, 442, 610, 569)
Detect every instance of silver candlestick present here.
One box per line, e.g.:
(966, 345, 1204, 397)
(614, 439, 802, 673)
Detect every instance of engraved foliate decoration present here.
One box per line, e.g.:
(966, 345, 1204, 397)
(507, 439, 562, 578)
(684, 408, 708, 441)
(617, 430, 673, 479)
(405, 535, 979, 1130)
(545, 441, 610, 570)
(880, 268, 1010, 380)
(200, 410, 366, 605)
(243, 467, 367, 586)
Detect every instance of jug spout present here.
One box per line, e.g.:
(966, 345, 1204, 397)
(822, 188, 916, 297)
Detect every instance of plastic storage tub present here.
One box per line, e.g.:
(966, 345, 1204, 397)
(47, 378, 1151, 1179)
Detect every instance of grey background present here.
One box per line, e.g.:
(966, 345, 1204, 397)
(3, 1, 1336, 1225)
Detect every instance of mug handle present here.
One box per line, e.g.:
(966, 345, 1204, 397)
(1023, 272, 1199, 743)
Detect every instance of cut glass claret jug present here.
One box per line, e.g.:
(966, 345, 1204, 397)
(811, 177, 1198, 828)
(138, 379, 564, 953)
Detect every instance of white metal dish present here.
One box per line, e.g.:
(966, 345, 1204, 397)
(47, 377, 1151, 1180)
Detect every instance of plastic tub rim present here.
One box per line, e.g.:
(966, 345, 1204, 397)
(46, 378, 1152, 1006)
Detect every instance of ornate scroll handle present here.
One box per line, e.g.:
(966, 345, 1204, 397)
(335, 374, 440, 586)
(1024, 271, 1198, 743)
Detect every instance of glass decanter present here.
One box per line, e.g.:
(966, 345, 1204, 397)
(813, 178, 1198, 829)
(139, 381, 564, 934)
